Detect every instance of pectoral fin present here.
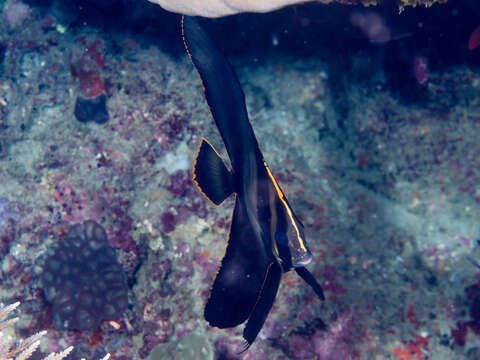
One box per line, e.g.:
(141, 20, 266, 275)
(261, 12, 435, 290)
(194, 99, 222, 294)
(193, 138, 234, 205)
(295, 266, 325, 301)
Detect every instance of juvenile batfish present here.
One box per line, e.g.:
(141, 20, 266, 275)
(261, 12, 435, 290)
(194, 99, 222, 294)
(182, 15, 325, 349)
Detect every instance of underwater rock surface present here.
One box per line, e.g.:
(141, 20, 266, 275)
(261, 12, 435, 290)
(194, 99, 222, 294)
(0, 0, 479, 359)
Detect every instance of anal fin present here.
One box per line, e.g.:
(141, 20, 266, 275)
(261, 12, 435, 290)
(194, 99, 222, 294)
(193, 138, 234, 205)
(242, 262, 282, 350)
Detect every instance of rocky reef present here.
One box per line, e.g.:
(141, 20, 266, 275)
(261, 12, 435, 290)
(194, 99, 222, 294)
(0, 0, 479, 359)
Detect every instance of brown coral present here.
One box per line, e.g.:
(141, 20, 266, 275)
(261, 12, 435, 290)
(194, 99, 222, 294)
(37, 220, 128, 331)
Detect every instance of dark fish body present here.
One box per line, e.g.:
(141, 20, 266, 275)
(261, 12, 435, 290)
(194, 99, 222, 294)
(182, 15, 324, 349)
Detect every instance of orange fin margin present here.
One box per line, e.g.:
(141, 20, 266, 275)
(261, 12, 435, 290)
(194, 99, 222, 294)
(192, 138, 234, 206)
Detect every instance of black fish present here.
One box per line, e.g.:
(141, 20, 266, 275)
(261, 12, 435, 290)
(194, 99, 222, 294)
(182, 16, 325, 349)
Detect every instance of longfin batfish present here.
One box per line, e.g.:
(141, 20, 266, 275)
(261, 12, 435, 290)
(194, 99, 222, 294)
(182, 15, 325, 350)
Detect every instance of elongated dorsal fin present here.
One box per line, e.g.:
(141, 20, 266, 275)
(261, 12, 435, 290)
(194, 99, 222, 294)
(193, 138, 234, 205)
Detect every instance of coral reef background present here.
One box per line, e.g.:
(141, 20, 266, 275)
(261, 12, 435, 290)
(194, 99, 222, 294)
(0, 0, 480, 359)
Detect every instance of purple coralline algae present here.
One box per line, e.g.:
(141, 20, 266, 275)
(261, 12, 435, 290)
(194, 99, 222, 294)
(0, 197, 20, 252)
(0, 197, 20, 230)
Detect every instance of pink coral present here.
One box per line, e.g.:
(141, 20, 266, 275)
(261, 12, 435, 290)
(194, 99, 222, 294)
(469, 25, 480, 50)
(70, 37, 106, 99)
(314, 312, 355, 360)
(3, 0, 31, 28)
(412, 56, 429, 85)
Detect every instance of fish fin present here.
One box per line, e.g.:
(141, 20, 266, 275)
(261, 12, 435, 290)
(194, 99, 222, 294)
(295, 266, 325, 301)
(193, 138, 234, 206)
(205, 196, 271, 329)
(242, 262, 282, 349)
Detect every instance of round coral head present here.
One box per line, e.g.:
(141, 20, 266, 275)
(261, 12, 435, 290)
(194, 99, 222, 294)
(38, 220, 128, 331)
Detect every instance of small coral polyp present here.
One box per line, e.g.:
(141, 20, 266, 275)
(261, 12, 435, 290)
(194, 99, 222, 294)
(39, 220, 128, 331)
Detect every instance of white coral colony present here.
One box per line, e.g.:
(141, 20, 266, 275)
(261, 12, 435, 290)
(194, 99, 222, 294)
(148, 0, 316, 17)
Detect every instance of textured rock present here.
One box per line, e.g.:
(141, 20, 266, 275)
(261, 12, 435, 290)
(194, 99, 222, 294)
(145, 331, 213, 360)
